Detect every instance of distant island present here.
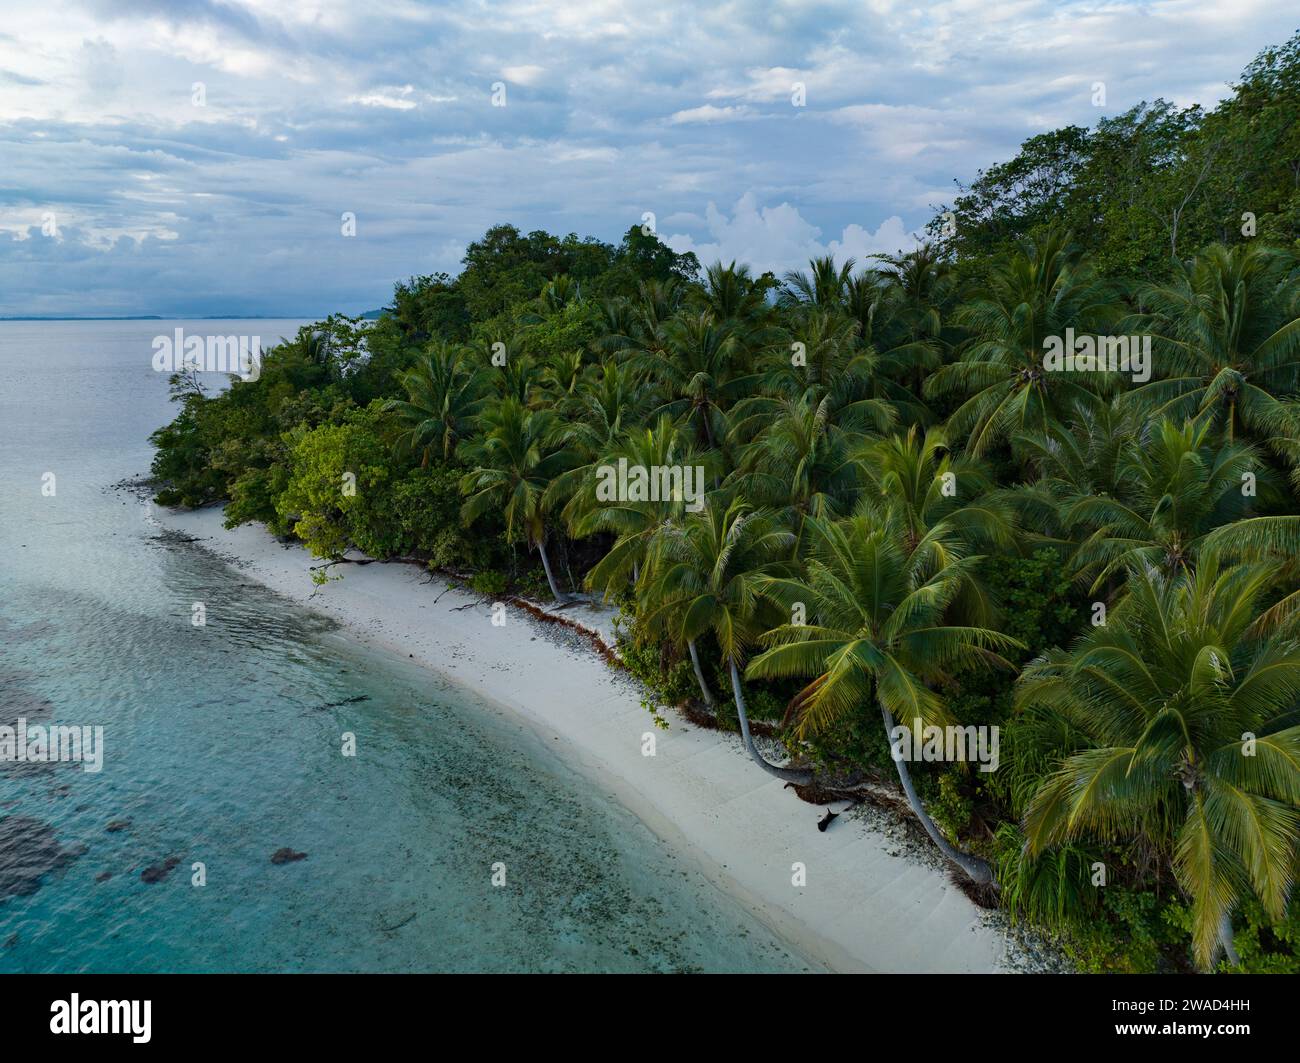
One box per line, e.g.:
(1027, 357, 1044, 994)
(0, 310, 386, 321)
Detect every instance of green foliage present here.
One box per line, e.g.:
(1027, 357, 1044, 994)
(1224, 899, 1300, 974)
(274, 404, 394, 558)
(981, 548, 1084, 658)
(147, 29, 1300, 973)
(613, 609, 699, 706)
(931, 36, 1300, 275)
(929, 769, 976, 840)
(469, 569, 509, 598)
(995, 821, 1189, 972)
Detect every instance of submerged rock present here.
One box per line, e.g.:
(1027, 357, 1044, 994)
(0, 815, 84, 901)
(140, 856, 181, 884)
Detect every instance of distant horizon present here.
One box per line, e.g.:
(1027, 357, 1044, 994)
(0, 312, 378, 322)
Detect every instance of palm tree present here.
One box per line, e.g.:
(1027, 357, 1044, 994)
(1006, 402, 1142, 545)
(781, 254, 855, 310)
(748, 514, 1022, 883)
(493, 350, 545, 406)
(736, 308, 898, 436)
(460, 398, 578, 601)
(1016, 560, 1300, 970)
(872, 242, 953, 344)
(639, 496, 807, 778)
(692, 261, 771, 324)
(1065, 417, 1274, 590)
(637, 312, 750, 450)
(540, 348, 586, 400)
(725, 393, 867, 535)
(384, 341, 491, 464)
(869, 245, 954, 400)
(545, 362, 653, 546)
(593, 278, 685, 361)
(565, 415, 715, 598)
(537, 273, 580, 313)
(1125, 243, 1300, 455)
(925, 227, 1121, 455)
(857, 425, 1016, 564)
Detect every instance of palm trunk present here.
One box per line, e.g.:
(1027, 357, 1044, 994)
(536, 538, 569, 603)
(881, 705, 994, 886)
(1218, 912, 1241, 967)
(688, 639, 715, 707)
(729, 658, 813, 783)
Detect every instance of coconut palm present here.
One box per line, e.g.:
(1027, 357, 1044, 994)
(639, 496, 806, 777)
(545, 362, 654, 534)
(1125, 242, 1300, 454)
(493, 350, 545, 406)
(1065, 417, 1274, 590)
(1016, 559, 1300, 970)
(872, 242, 953, 343)
(593, 278, 685, 361)
(565, 415, 716, 598)
(384, 341, 492, 464)
(460, 398, 578, 601)
(691, 261, 771, 325)
(748, 513, 1022, 883)
(857, 425, 1016, 563)
(926, 227, 1121, 455)
(540, 349, 586, 400)
(780, 255, 855, 310)
(735, 308, 898, 437)
(725, 393, 868, 535)
(1005, 402, 1143, 545)
(870, 245, 955, 402)
(637, 312, 751, 449)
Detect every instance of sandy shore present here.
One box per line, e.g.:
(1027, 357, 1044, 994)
(156, 503, 1026, 973)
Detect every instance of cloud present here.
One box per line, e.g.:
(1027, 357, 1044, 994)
(665, 193, 915, 275)
(0, 0, 1294, 315)
(347, 86, 419, 110)
(501, 64, 545, 86)
(669, 104, 753, 124)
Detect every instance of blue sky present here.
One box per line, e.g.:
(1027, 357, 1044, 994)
(0, 1, 1295, 317)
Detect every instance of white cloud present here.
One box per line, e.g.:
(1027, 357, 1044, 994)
(665, 193, 916, 275)
(347, 86, 419, 109)
(501, 64, 545, 85)
(0, 0, 1294, 314)
(669, 104, 752, 124)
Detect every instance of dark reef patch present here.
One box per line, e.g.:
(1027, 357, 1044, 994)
(0, 815, 85, 903)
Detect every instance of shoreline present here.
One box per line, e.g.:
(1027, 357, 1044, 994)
(155, 503, 1030, 973)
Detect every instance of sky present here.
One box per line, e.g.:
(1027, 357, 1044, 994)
(0, 0, 1295, 318)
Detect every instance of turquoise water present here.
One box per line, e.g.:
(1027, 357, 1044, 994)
(0, 321, 811, 973)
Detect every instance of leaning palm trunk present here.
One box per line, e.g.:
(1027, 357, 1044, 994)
(1218, 913, 1241, 968)
(535, 537, 569, 603)
(729, 659, 813, 783)
(881, 705, 994, 886)
(688, 639, 715, 707)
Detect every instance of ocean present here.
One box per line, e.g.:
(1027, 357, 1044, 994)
(0, 320, 811, 972)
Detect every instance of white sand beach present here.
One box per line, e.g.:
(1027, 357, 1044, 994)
(157, 504, 1027, 974)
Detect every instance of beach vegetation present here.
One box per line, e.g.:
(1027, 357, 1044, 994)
(151, 30, 1300, 973)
